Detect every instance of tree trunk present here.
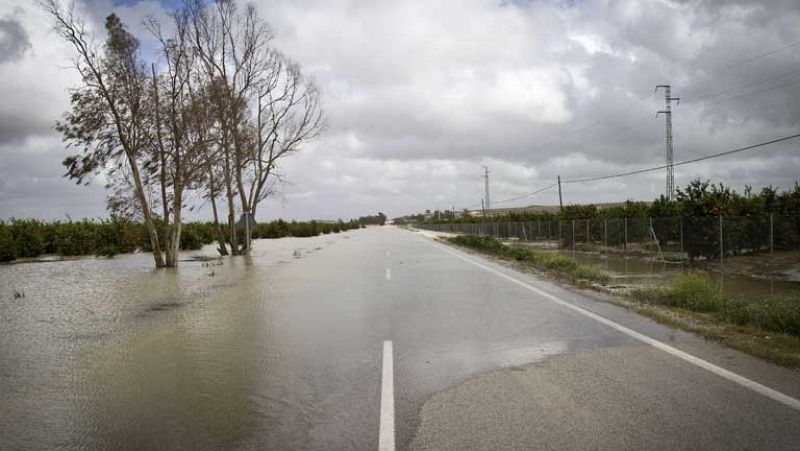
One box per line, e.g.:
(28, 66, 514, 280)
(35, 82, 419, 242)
(227, 190, 238, 255)
(167, 184, 182, 267)
(234, 147, 251, 255)
(210, 193, 228, 256)
(208, 169, 228, 256)
(152, 64, 171, 269)
(221, 138, 239, 256)
(129, 157, 165, 267)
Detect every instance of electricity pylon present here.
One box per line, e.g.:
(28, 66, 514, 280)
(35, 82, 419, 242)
(482, 165, 491, 211)
(656, 84, 680, 200)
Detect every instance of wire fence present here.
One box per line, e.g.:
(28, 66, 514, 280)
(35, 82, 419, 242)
(417, 214, 800, 260)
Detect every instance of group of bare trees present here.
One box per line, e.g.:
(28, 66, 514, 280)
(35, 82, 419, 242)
(42, 0, 324, 268)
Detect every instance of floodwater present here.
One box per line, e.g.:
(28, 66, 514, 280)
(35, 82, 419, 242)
(0, 234, 350, 450)
(557, 248, 800, 299)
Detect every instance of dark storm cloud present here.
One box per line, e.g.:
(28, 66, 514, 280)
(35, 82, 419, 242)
(0, 136, 107, 220)
(0, 110, 52, 145)
(254, 0, 800, 219)
(2, 0, 800, 221)
(0, 15, 30, 63)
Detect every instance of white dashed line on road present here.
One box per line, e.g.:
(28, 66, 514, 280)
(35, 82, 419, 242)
(379, 340, 395, 451)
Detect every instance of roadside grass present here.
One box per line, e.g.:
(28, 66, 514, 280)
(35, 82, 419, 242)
(619, 272, 800, 367)
(630, 303, 800, 368)
(630, 272, 800, 337)
(445, 235, 609, 285)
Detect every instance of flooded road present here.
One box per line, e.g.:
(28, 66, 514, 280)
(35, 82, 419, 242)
(2, 227, 800, 450)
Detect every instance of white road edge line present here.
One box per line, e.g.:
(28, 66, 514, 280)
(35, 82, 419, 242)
(379, 340, 395, 451)
(385, 268, 392, 281)
(430, 239, 800, 412)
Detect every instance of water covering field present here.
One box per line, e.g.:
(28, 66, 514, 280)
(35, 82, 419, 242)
(0, 234, 356, 449)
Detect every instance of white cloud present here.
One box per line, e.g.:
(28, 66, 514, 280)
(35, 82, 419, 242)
(2, 0, 800, 221)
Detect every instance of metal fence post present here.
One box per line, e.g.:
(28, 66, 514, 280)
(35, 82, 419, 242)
(770, 213, 774, 255)
(624, 217, 628, 254)
(719, 215, 724, 290)
(603, 219, 607, 251)
(586, 219, 590, 245)
(572, 219, 576, 252)
(679, 217, 683, 255)
(558, 220, 562, 242)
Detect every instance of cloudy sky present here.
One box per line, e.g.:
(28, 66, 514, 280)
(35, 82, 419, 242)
(1, 0, 799, 221)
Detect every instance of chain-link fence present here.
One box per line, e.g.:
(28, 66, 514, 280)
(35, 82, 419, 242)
(418, 214, 800, 260)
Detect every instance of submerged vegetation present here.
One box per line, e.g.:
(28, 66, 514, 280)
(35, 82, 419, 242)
(0, 218, 363, 263)
(631, 272, 800, 337)
(445, 235, 609, 285)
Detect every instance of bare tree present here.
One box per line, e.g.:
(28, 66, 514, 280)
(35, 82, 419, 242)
(43, 0, 323, 262)
(146, 9, 208, 267)
(186, 0, 324, 253)
(187, 77, 230, 255)
(249, 60, 325, 219)
(42, 1, 166, 267)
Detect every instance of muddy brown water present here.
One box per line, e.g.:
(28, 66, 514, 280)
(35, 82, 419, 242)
(0, 235, 349, 449)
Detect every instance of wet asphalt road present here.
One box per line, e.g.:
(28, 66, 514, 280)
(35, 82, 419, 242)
(252, 226, 800, 450)
(3, 225, 800, 450)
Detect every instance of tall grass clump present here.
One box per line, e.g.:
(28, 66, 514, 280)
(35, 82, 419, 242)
(632, 272, 800, 336)
(446, 235, 609, 285)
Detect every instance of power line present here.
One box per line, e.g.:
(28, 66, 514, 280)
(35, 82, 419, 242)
(544, 69, 800, 157)
(492, 183, 558, 205)
(691, 66, 800, 104)
(535, 41, 800, 153)
(705, 76, 800, 107)
(452, 133, 797, 211)
(450, 41, 800, 213)
(562, 132, 800, 184)
(455, 182, 557, 211)
(709, 40, 800, 75)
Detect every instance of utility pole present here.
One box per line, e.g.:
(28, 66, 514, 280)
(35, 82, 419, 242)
(656, 84, 680, 200)
(481, 165, 491, 211)
(557, 175, 563, 212)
